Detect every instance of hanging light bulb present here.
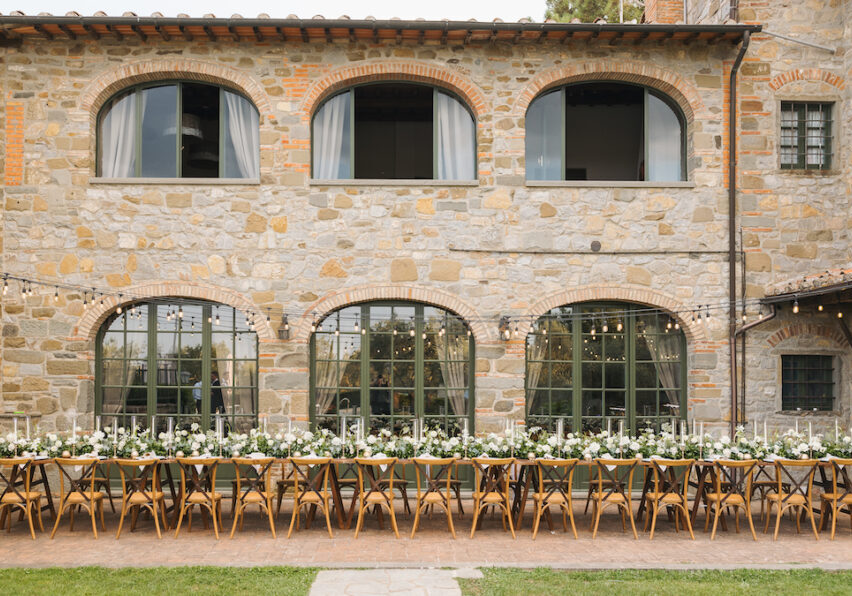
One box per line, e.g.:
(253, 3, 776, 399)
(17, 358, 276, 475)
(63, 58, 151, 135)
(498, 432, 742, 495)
(514, 322, 519, 337)
(616, 321, 623, 332)
(354, 317, 360, 333)
(439, 322, 446, 336)
(792, 299, 799, 314)
(422, 331, 427, 340)
(207, 310, 212, 324)
(409, 327, 415, 337)
(590, 322, 596, 337)
(666, 319, 673, 330)
(674, 321, 680, 329)
(28, 282, 34, 297)
(602, 320, 608, 333)
(82, 293, 88, 308)
(283, 314, 289, 331)
(116, 304, 122, 314)
(818, 304, 824, 312)
(215, 308, 221, 326)
(53, 286, 59, 302)
(178, 306, 184, 319)
(838, 311, 844, 319)
(266, 309, 271, 325)
(310, 319, 317, 333)
(334, 328, 339, 336)
(1, 275, 7, 296)
(393, 328, 398, 336)
(191, 317, 195, 330)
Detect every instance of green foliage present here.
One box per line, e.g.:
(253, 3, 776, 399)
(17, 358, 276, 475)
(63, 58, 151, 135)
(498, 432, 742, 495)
(545, 0, 644, 23)
(461, 568, 852, 596)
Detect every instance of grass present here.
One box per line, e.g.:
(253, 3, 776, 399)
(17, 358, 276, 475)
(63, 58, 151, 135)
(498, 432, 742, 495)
(0, 566, 318, 596)
(459, 568, 852, 596)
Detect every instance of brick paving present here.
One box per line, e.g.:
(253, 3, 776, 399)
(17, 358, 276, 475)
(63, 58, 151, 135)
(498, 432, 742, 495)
(2, 497, 852, 569)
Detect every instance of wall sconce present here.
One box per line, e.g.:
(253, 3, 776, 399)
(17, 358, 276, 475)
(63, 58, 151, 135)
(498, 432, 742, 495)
(278, 314, 290, 340)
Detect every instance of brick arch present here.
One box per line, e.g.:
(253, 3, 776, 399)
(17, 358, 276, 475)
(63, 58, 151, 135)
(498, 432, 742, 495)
(79, 59, 273, 124)
(292, 284, 490, 343)
(75, 280, 275, 342)
(769, 68, 846, 92)
(511, 60, 702, 122)
(522, 284, 707, 344)
(766, 323, 846, 348)
(299, 61, 490, 120)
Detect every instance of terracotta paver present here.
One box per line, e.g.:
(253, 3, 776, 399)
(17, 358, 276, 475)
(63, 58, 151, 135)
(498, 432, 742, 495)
(2, 497, 852, 569)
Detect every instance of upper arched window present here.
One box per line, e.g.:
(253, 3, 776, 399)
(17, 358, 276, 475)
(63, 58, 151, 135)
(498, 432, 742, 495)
(526, 82, 685, 182)
(312, 83, 476, 180)
(98, 82, 259, 179)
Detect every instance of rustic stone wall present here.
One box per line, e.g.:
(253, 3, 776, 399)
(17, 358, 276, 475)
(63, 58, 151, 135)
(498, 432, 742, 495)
(1, 2, 850, 435)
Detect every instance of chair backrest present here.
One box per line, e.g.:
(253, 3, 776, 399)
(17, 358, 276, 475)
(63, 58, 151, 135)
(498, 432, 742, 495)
(536, 458, 579, 503)
(712, 459, 757, 504)
(354, 457, 397, 500)
(232, 457, 275, 502)
(774, 459, 818, 504)
(175, 457, 219, 502)
(830, 458, 852, 500)
(472, 457, 515, 500)
(648, 458, 693, 503)
(289, 457, 331, 502)
(412, 457, 456, 501)
(114, 457, 160, 503)
(54, 457, 100, 502)
(593, 458, 639, 502)
(0, 457, 33, 502)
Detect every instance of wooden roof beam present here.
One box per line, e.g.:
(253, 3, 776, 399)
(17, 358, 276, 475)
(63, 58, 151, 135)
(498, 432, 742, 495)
(683, 32, 700, 45)
(34, 24, 53, 40)
(130, 25, 147, 41)
(326, 27, 334, 44)
(633, 31, 649, 45)
(82, 24, 99, 39)
(253, 26, 263, 42)
(179, 25, 193, 41)
(301, 28, 310, 43)
(276, 26, 287, 42)
(105, 24, 122, 40)
(608, 31, 624, 46)
(227, 26, 240, 42)
(202, 25, 215, 41)
(157, 26, 170, 41)
(57, 24, 76, 39)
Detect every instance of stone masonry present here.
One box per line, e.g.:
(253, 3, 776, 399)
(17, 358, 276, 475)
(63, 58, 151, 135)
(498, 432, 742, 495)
(0, 1, 850, 436)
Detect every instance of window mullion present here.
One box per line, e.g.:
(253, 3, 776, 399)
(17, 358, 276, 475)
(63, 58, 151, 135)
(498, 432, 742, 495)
(797, 104, 807, 169)
(432, 88, 438, 180)
(147, 302, 157, 428)
(415, 305, 424, 420)
(349, 90, 355, 179)
(201, 302, 211, 430)
(176, 83, 183, 178)
(219, 88, 225, 178)
(360, 305, 370, 427)
(572, 310, 582, 433)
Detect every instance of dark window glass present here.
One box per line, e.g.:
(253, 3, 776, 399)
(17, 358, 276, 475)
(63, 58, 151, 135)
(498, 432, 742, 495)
(780, 102, 832, 170)
(781, 354, 834, 411)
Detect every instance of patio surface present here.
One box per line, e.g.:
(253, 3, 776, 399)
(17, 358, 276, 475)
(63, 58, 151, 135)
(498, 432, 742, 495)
(3, 497, 852, 570)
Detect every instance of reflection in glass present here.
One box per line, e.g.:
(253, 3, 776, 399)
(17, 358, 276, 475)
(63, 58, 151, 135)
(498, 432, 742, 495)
(526, 89, 562, 180)
(140, 85, 178, 177)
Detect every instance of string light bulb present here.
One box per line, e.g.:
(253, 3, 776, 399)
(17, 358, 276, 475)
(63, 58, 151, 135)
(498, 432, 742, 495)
(792, 299, 799, 314)
(53, 286, 59, 302)
(616, 321, 623, 332)
(215, 308, 221, 326)
(178, 306, 183, 319)
(602, 320, 608, 333)
(838, 311, 844, 319)
(818, 304, 824, 312)
(1, 275, 7, 296)
(354, 318, 360, 333)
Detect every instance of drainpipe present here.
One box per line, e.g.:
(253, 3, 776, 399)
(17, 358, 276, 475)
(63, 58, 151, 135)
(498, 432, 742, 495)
(728, 30, 750, 437)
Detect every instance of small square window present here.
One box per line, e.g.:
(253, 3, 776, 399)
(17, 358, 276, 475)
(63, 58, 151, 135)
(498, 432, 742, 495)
(780, 102, 833, 170)
(781, 354, 834, 411)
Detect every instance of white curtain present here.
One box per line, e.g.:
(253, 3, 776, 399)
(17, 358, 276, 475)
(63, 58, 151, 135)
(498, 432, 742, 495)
(314, 335, 346, 416)
(313, 92, 351, 179)
(100, 93, 137, 177)
(647, 93, 683, 181)
(642, 319, 682, 413)
(224, 91, 260, 179)
(435, 334, 468, 416)
(524, 334, 548, 414)
(436, 92, 476, 180)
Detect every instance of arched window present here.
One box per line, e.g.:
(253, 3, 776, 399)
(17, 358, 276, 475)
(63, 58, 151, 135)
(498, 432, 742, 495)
(526, 302, 686, 432)
(98, 82, 259, 179)
(311, 302, 474, 433)
(312, 83, 476, 180)
(96, 300, 258, 433)
(526, 82, 685, 182)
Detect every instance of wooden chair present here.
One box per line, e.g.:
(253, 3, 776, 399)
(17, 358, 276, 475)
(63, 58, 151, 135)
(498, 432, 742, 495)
(644, 459, 694, 540)
(230, 457, 276, 538)
(114, 458, 167, 539)
(0, 457, 43, 539)
(705, 459, 757, 540)
(274, 461, 297, 518)
(354, 457, 400, 538)
(287, 457, 334, 539)
(173, 457, 224, 539)
(470, 457, 516, 539)
(764, 459, 819, 541)
(752, 463, 789, 521)
(411, 457, 457, 539)
(819, 459, 852, 540)
(590, 458, 639, 539)
(50, 457, 106, 539)
(532, 458, 578, 540)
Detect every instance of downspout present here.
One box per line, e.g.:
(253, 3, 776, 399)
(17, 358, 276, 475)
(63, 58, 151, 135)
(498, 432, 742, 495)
(729, 30, 750, 437)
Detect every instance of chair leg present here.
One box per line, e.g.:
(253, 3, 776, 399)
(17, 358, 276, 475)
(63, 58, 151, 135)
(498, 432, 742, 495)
(808, 504, 820, 540)
(174, 503, 187, 538)
(388, 504, 400, 539)
(50, 500, 65, 539)
(287, 502, 300, 539)
(354, 501, 366, 539)
(626, 503, 638, 540)
(90, 504, 98, 539)
(831, 502, 838, 540)
(323, 500, 334, 539)
(504, 501, 516, 539)
(531, 502, 541, 540)
(649, 503, 658, 540)
(230, 503, 242, 538)
(410, 502, 422, 539)
(99, 500, 106, 531)
(591, 501, 602, 539)
(116, 500, 128, 539)
(267, 500, 277, 539)
(710, 505, 722, 540)
(469, 502, 481, 539)
(773, 505, 783, 541)
(211, 503, 219, 540)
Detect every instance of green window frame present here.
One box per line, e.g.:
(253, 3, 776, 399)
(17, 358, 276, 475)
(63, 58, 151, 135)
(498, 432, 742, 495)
(310, 301, 475, 434)
(781, 354, 834, 411)
(780, 101, 833, 170)
(525, 82, 687, 182)
(310, 83, 477, 180)
(96, 300, 259, 433)
(96, 81, 259, 178)
(525, 302, 687, 433)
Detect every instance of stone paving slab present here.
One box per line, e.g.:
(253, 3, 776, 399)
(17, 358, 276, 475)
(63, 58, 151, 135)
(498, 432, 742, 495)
(309, 569, 483, 596)
(3, 499, 852, 570)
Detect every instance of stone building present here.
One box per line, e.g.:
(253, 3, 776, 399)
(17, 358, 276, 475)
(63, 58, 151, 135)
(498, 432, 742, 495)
(0, 0, 849, 438)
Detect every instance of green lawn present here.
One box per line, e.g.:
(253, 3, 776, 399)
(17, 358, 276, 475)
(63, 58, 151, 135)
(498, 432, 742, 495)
(459, 568, 852, 596)
(0, 566, 318, 596)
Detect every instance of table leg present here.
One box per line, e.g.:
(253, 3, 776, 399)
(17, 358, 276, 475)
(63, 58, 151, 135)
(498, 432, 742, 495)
(38, 464, 56, 518)
(328, 466, 347, 529)
(514, 464, 532, 530)
(690, 465, 708, 524)
(636, 467, 653, 523)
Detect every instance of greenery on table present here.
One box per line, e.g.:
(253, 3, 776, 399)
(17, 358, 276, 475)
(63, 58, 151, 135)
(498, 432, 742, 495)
(0, 566, 318, 596)
(460, 568, 852, 596)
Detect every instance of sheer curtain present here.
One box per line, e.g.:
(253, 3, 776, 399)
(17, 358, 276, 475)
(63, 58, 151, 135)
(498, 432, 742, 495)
(642, 319, 682, 413)
(313, 92, 351, 179)
(436, 92, 476, 180)
(436, 334, 468, 416)
(100, 93, 137, 177)
(525, 90, 562, 180)
(314, 335, 346, 417)
(224, 91, 260, 178)
(647, 93, 683, 181)
(524, 334, 548, 414)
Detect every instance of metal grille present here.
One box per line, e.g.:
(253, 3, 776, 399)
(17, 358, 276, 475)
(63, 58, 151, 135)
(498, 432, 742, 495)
(781, 354, 834, 411)
(780, 102, 833, 170)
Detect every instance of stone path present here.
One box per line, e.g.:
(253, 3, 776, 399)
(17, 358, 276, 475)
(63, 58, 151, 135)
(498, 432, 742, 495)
(309, 568, 483, 595)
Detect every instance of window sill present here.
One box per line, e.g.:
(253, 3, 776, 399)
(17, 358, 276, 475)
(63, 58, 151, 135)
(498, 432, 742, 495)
(309, 179, 479, 187)
(778, 410, 838, 416)
(89, 177, 261, 185)
(777, 169, 839, 177)
(525, 180, 696, 188)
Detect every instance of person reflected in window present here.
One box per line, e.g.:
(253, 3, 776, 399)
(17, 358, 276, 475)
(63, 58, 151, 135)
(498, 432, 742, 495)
(371, 374, 390, 416)
(192, 375, 202, 414)
(210, 372, 225, 414)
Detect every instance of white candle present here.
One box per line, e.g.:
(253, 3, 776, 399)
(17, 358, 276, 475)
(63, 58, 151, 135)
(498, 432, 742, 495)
(72, 419, 77, 441)
(131, 415, 137, 437)
(462, 418, 469, 440)
(13, 417, 18, 439)
(151, 415, 157, 437)
(25, 416, 30, 440)
(556, 418, 564, 447)
(607, 418, 612, 436)
(835, 419, 839, 441)
(764, 420, 768, 443)
(167, 417, 174, 439)
(681, 421, 687, 446)
(95, 415, 101, 433)
(619, 420, 624, 441)
(287, 418, 292, 435)
(699, 421, 704, 439)
(262, 416, 268, 435)
(752, 419, 757, 438)
(113, 419, 118, 443)
(809, 421, 813, 441)
(795, 419, 799, 434)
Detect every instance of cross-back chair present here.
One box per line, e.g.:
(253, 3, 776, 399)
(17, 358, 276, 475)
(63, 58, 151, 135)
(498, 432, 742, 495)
(50, 457, 105, 539)
(705, 459, 757, 540)
(173, 457, 224, 539)
(114, 458, 167, 539)
(532, 458, 579, 540)
(470, 457, 516, 539)
(590, 458, 639, 539)
(231, 457, 276, 538)
(0, 457, 43, 539)
(765, 458, 820, 541)
(644, 458, 694, 540)
(354, 457, 400, 538)
(819, 458, 852, 539)
(287, 456, 334, 539)
(410, 457, 457, 539)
